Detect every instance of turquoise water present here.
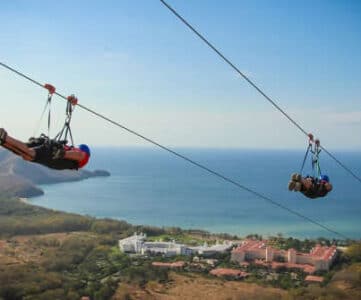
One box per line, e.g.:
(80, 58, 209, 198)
(31, 148, 361, 239)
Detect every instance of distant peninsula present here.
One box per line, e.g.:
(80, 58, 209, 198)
(0, 150, 110, 198)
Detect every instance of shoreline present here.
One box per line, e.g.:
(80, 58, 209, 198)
(26, 196, 354, 241)
(9, 147, 360, 241)
(18, 197, 29, 204)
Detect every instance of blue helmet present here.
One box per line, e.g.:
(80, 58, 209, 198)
(79, 144, 91, 156)
(320, 175, 329, 182)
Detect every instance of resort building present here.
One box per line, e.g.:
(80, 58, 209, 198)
(119, 235, 234, 257)
(140, 241, 192, 257)
(231, 239, 337, 273)
(118, 234, 191, 257)
(118, 232, 147, 253)
(189, 241, 233, 256)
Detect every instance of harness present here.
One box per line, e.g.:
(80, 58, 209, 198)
(53, 95, 78, 147)
(28, 86, 79, 170)
(32, 85, 78, 147)
(300, 133, 322, 181)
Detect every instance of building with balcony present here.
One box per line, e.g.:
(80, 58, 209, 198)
(231, 239, 337, 273)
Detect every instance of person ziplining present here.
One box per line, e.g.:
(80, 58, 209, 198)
(0, 62, 351, 239)
(288, 134, 333, 199)
(0, 84, 90, 170)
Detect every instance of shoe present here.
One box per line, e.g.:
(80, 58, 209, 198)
(288, 181, 296, 191)
(294, 182, 302, 192)
(291, 173, 302, 182)
(0, 128, 7, 145)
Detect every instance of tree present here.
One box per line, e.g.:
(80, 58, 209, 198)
(346, 242, 361, 262)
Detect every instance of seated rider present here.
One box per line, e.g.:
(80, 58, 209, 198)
(0, 128, 90, 170)
(288, 173, 333, 199)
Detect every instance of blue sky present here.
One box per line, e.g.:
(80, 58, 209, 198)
(0, 0, 360, 149)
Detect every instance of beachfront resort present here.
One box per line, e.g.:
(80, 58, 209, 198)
(231, 239, 337, 273)
(118, 233, 338, 282)
(118, 232, 233, 256)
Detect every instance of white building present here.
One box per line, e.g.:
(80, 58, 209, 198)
(118, 232, 147, 253)
(119, 235, 192, 256)
(119, 235, 234, 258)
(141, 241, 192, 257)
(189, 241, 233, 256)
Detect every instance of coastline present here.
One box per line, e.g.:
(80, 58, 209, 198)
(31, 176, 360, 240)
(25, 192, 359, 240)
(5, 148, 361, 240)
(2, 197, 359, 300)
(18, 197, 29, 204)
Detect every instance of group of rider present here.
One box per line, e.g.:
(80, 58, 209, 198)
(0, 85, 332, 199)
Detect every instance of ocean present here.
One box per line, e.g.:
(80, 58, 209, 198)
(30, 147, 361, 239)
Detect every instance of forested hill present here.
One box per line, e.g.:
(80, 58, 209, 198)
(0, 149, 110, 198)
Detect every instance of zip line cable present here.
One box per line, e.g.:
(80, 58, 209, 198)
(0, 61, 351, 240)
(159, 0, 361, 185)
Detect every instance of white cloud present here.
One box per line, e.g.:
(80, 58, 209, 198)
(324, 111, 361, 125)
(70, 107, 360, 149)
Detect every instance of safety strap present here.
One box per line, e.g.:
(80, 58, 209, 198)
(54, 95, 78, 146)
(300, 144, 311, 174)
(300, 133, 314, 175)
(33, 84, 56, 137)
(311, 140, 322, 179)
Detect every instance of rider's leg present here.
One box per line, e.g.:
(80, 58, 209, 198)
(0, 129, 35, 161)
(288, 180, 296, 191)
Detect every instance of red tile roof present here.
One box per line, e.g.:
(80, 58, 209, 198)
(310, 245, 337, 260)
(152, 261, 185, 268)
(234, 240, 336, 260)
(254, 260, 316, 273)
(305, 275, 324, 283)
(210, 268, 249, 277)
(232, 240, 336, 272)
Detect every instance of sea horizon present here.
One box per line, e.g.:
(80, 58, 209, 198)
(30, 147, 361, 240)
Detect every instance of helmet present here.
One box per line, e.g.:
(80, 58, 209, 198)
(320, 175, 329, 182)
(79, 144, 91, 156)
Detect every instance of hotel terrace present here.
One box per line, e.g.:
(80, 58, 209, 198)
(231, 240, 337, 273)
(119, 233, 232, 257)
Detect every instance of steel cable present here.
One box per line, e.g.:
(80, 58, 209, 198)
(0, 61, 352, 240)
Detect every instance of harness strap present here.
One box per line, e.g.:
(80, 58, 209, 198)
(311, 141, 322, 179)
(44, 84, 55, 137)
(300, 143, 312, 174)
(300, 133, 314, 175)
(54, 95, 77, 147)
(33, 84, 56, 137)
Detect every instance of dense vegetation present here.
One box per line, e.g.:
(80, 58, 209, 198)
(0, 198, 170, 300)
(0, 197, 360, 299)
